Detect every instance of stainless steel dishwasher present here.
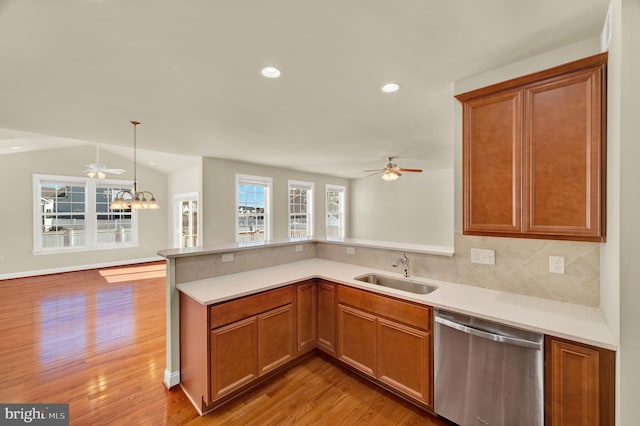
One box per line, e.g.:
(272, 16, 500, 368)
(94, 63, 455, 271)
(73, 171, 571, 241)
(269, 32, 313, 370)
(434, 309, 543, 426)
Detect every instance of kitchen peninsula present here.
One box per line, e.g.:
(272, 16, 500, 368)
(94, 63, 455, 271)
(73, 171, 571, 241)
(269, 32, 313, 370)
(158, 238, 616, 422)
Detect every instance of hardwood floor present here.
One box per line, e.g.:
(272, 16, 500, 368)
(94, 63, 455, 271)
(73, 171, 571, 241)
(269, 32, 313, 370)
(0, 263, 450, 425)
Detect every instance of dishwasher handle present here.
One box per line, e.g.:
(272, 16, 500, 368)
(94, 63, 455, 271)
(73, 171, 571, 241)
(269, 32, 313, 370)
(435, 315, 542, 351)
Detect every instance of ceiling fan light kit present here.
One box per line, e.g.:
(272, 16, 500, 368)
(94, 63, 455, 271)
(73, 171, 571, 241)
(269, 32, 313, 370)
(364, 156, 423, 181)
(84, 144, 125, 179)
(109, 121, 159, 210)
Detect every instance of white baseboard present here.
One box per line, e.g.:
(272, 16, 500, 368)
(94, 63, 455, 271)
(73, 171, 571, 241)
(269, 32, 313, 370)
(163, 369, 181, 388)
(0, 256, 164, 280)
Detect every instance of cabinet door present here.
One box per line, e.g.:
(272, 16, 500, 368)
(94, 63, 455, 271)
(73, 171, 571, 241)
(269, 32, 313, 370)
(545, 336, 615, 426)
(337, 304, 377, 377)
(378, 318, 432, 406)
(258, 304, 295, 375)
(524, 66, 605, 240)
(296, 281, 317, 354)
(317, 281, 336, 356)
(462, 89, 523, 235)
(210, 316, 258, 400)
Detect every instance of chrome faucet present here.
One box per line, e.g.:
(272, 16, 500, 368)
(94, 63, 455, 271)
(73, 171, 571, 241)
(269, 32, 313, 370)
(392, 252, 410, 278)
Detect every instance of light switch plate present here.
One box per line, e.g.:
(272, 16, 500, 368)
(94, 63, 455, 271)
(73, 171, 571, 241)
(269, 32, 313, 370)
(221, 253, 234, 263)
(471, 248, 496, 265)
(295, 245, 303, 253)
(549, 256, 565, 274)
(346, 247, 356, 255)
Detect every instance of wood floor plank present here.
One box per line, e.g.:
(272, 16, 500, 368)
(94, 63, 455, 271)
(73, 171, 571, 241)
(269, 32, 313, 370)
(0, 263, 451, 425)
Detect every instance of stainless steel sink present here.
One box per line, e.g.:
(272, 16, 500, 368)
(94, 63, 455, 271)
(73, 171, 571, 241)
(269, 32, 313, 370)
(353, 273, 437, 295)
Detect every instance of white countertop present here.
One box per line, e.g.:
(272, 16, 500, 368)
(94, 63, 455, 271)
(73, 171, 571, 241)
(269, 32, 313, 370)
(177, 258, 617, 351)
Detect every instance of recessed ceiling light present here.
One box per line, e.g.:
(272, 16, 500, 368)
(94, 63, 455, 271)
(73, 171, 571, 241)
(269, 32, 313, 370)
(381, 82, 400, 93)
(261, 66, 281, 79)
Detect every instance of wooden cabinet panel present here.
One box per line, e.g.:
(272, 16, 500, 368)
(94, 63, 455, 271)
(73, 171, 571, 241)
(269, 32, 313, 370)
(210, 316, 258, 400)
(337, 304, 377, 377)
(317, 280, 336, 356)
(457, 52, 607, 242)
(337, 285, 431, 331)
(296, 281, 317, 354)
(210, 286, 294, 329)
(378, 318, 431, 405)
(545, 336, 615, 426)
(463, 89, 523, 234)
(524, 67, 604, 239)
(258, 304, 295, 375)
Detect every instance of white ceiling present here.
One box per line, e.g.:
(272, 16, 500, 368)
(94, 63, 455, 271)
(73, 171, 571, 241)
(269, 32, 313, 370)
(0, 0, 609, 178)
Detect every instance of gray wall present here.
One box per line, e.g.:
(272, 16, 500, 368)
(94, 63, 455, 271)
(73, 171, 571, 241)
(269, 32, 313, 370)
(350, 168, 454, 247)
(0, 145, 168, 277)
(201, 157, 350, 245)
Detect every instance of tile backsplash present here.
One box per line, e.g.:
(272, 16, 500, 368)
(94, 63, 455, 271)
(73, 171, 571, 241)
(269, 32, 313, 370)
(316, 233, 600, 306)
(173, 234, 600, 307)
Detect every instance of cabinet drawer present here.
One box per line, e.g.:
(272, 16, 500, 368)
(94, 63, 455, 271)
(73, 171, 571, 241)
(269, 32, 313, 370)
(210, 286, 295, 329)
(338, 285, 431, 331)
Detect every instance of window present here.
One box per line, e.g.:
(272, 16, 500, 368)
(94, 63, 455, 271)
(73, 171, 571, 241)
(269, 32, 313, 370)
(236, 175, 272, 243)
(33, 175, 137, 253)
(288, 181, 314, 239)
(326, 185, 346, 239)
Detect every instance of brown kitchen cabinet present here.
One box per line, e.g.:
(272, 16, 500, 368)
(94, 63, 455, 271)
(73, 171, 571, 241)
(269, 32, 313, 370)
(180, 286, 295, 413)
(545, 336, 615, 426)
(337, 285, 433, 408)
(296, 280, 317, 354)
(316, 280, 337, 356)
(457, 52, 607, 242)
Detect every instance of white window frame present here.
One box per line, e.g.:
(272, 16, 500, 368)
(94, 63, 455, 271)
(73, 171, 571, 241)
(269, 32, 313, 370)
(326, 184, 346, 239)
(235, 174, 272, 243)
(33, 174, 139, 254)
(288, 180, 314, 239)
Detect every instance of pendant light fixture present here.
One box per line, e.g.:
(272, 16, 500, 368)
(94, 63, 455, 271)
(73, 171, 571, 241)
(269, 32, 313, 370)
(109, 121, 159, 210)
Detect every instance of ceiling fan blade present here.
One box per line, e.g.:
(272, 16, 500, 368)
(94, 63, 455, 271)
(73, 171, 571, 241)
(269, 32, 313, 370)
(362, 169, 383, 173)
(398, 168, 423, 173)
(366, 171, 384, 177)
(104, 168, 125, 174)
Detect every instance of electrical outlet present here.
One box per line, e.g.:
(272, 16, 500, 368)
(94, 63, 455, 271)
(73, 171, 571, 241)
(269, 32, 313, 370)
(549, 256, 565, 274)
(346, 247, 356, 255)
(221, 253, 234, 263)
(471, 248, 496, 265)
(0, 255, 4, 262)
(295, 245, 303, 253)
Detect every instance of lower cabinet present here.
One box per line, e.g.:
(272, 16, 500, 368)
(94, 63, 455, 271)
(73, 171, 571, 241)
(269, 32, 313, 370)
(337, 304, 377, 376)
(336, 285, 433, 408)
(545, 336, 615, 426)
(316, 280, 336, 356)
(181, 279, 614, 421)
(210, 316, 258, 400)
(378, 318, 430, 404)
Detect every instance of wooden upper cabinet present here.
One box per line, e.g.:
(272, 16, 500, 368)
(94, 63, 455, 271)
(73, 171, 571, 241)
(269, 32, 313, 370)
(463, 89, 522, 234)
(524, 67, 604, 239)
(457, 53, 607, 242)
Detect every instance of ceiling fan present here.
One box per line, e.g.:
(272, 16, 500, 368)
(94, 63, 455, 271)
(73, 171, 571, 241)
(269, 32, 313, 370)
(363, 156, 423, 181)
(84, 144, 125, 179)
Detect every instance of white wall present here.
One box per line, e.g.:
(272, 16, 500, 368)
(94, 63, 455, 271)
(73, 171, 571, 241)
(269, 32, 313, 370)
(350, 169, 454, 247)
(201, 157, 350, 245)
(0, 145, 168, 278)
(603, 0, 640, 424)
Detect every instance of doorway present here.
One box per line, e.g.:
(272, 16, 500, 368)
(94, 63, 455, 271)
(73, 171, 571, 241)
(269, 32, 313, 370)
(174, 193, 200, 248)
